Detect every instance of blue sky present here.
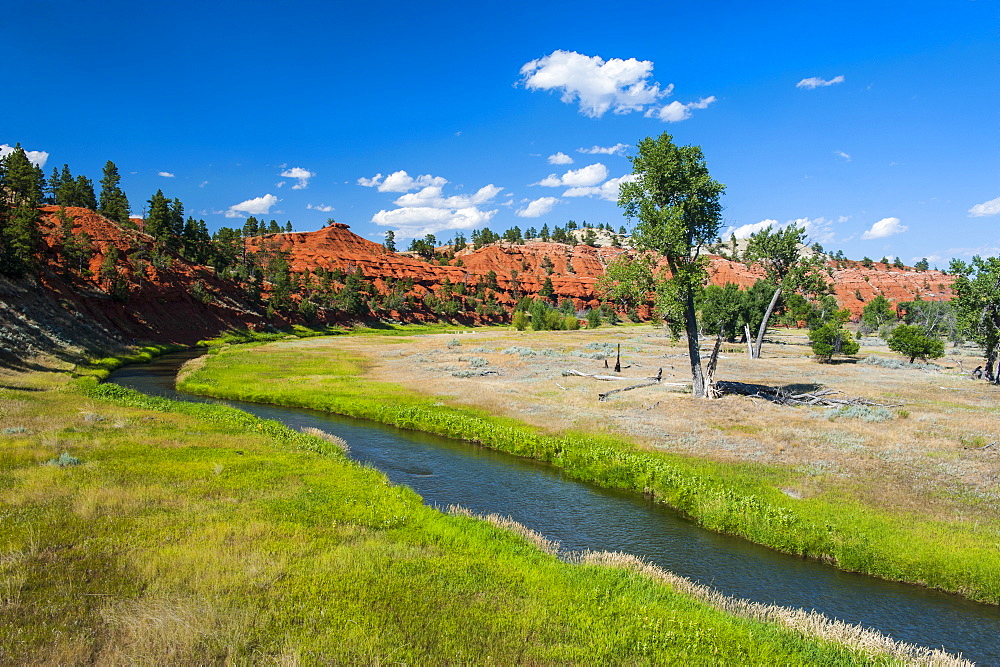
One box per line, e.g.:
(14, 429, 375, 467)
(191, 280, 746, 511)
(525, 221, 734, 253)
(3, 0, 996, 266)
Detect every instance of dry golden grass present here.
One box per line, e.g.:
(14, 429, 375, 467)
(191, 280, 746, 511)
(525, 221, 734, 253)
(324, 326, 999, 526)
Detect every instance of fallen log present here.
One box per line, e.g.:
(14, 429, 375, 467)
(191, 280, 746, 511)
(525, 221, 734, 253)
(715, 380, 902, 408)
(563, 368, 663, 382)
(963, 441, 998, 451)
(599, 380, 660, 402)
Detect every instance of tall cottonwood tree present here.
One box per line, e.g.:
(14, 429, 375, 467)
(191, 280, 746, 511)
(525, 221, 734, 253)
(950, 255, 1000, 382)
(619, 132, 725, 398)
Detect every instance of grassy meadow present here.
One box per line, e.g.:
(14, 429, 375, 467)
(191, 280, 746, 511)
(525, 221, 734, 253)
(177, 327, 1000, 607)
(0, 349, 946, 663)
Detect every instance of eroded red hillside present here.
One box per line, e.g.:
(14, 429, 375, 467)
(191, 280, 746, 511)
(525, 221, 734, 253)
(31, 206, 273, 345)
(257, 222, 954, 318)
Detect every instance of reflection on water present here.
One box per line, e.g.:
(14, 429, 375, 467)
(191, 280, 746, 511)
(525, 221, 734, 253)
(110, 351, 1000, 663)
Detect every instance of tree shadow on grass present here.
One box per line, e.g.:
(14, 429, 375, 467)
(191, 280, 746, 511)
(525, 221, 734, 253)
(778, 382, 825, 395)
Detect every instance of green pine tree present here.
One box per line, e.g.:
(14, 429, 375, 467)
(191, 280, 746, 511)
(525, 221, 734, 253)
(98, 161, 131, 225)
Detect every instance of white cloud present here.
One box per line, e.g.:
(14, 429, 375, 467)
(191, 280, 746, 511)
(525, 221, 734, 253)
(0, 143, 49, 167)
(393, 184, 502, 209)
(862, 217, 907, 240)
(968, 196, 1000, 217)
(387, 170, 448, 192)
(519, 50, 669, 118)
(307, 203, 334, 212)
(280, 166, 315, 189)
(796, 75, 845, 89)
(946, 244, 1000, 258)
(371, 206, 497, 240)
(358, 171, 448, 192)
(834, 150, 851, 161)
(199, 180, 209, 188)
(645, 96, 716, 123)
(727, 219, 780, 240)
(225, 194, 279, 218)
(158, 171, 175, 178)
(562, 173, 639, 201)
(368, 174, 500, 239)
(535, 163, 608, 188)
(548, 152, 574, 165)
(516, 197, 559, 218)
(578, 143, 629, 156)
(724, 216, 839, 243)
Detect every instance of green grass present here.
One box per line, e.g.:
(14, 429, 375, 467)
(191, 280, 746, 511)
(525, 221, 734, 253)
(0, 366, 881, 663)
(72, 342, 188, 381)
(178, 339, 1000, 606)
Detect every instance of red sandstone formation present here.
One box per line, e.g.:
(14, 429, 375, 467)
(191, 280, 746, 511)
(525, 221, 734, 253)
(32, 206, 272, 345)
(13, 210, 954, 353)
(257, 222, 954, 318)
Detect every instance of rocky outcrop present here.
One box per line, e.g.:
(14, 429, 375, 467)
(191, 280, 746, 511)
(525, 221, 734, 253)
(258, 222, 954, 318)
(6, 211, 954, 359)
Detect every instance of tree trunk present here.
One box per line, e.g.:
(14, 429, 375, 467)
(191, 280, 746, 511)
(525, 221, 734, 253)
(752, 287, 782, 359)
(684, 290, 705, 397)
(705, 332, 724, 399)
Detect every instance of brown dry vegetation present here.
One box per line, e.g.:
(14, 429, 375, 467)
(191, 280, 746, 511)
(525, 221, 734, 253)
(327, 325, 999, 526)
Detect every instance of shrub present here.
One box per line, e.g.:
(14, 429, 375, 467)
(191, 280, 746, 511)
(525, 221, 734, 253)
(808, 323, 859, 362)
(859, 355, 940, 371)
(886, 324, 944, 364)
(586, 308, 602, 329)
(45, 452, 82, 467)
(512, 310, 529, 331)
(825, 405, 893, 422)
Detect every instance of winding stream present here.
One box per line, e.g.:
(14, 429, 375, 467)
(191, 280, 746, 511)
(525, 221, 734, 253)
(109, 350, 1000, 663)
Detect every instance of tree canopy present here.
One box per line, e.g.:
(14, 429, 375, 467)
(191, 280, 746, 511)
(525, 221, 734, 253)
(619, 132, 725, 397)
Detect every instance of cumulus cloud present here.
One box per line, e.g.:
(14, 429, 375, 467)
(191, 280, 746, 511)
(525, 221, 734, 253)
(578, 143, 629, 156)
(368, 174, 501, 239)
(307, 203, 334, 212)
(225, 194, 279, 218)
(0, 143, 49, 167)
(862, 217, 907, 240)
(393, 184, 503, 209)
(726, 219, 780, 240)
(519, 50, 669, 118)
(280, 166, 315, 189)
(516, 197, 559, 218)
(796, 75, 845, 89)
(158, 171, 175, 178)
(968, 196, 1000, 217)
(358, 170, 449, 193)
(645, 96, 716, 123)
(548, 152, 574, 165)
(834, 151, 851, 162)
(724, 216, 838, 244)
(535, 163, 608, 188)
(372, 206, 497, 240)
(562, 173, 639, 201)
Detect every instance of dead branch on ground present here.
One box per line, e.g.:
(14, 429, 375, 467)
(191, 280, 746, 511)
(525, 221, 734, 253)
(716, 380, 903, 408)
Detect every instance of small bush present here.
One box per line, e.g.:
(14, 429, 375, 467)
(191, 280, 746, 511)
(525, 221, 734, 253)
(2, 426, 28, 435)
(825, 405, 893, 423)
(467, 357, 488, 368)
(859, 355, 940, 372)
(447, 338, 461, 349)
(45, 452, 82, 467)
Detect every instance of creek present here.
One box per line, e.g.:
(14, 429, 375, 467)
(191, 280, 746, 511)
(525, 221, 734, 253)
(109, 349, 1000, 663)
